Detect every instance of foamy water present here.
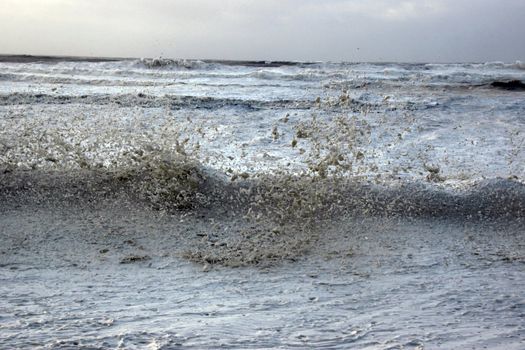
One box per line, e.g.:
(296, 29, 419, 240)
(1, 57, 524, 181)
(0, 56, 524, 349)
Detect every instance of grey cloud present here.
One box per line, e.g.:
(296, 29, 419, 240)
(0, 0, 524, 62)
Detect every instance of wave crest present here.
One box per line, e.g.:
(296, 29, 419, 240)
(138, 58, 208, 70)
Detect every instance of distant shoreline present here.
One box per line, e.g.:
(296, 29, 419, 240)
(0, 54, 128, 63)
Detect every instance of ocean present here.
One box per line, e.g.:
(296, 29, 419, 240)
(0, 55, 524, 349)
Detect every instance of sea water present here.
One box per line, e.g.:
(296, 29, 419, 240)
(0, 56, 524, 349)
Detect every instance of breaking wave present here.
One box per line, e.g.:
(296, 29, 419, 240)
(2, 105, 523, 251)
(1, 57, 524, 266)
(2, 159, 524, 222)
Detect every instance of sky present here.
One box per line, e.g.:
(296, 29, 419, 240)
(1, 0, 524, 62)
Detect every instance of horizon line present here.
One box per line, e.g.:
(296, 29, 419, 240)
(0, 53, 522, 66)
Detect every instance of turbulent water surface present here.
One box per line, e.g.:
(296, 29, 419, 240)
(0, 55, 524, 349)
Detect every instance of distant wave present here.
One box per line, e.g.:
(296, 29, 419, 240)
(139, 58, 209, 70)
(514, 61, 525, 70)
(137, 58, 314, 70)
(479, 61, 525, 70)
(0, 92, 314, 110)
(4, 71, 523, 90)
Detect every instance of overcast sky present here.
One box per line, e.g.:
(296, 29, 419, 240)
(1, 0, 524, 62)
